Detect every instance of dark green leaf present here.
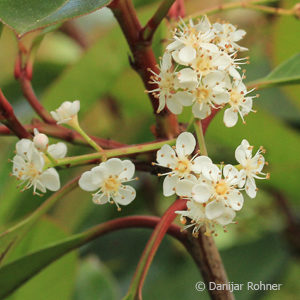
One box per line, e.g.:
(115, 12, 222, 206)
(249, 54, 300, 88)
(0, 0, 111, 37)
(5, 218, 77, 300)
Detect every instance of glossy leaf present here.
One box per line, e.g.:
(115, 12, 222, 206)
(74, 256, 120, 300)
(0, 0, 111, 37)
(249, 54, 300, 88)
(0, 178, 78, 266)
(5, 218, 77, 300)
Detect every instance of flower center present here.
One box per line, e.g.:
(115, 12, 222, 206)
(192, 53, 214, 75)
(175, 158, 190, 176)
(195, 87, 210, 103)
(103, 176, 121, 193)
(215, 180, 229, 195)
(229, 89, 244, 108)
(160, 72, 175, 92)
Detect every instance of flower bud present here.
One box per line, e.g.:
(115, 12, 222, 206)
(33, 128, 48, 151)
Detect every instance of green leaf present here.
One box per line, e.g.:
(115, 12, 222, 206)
(249, 54, 300, 88)
(0, 178, 78, 266)
(74, 256, 120, 300)
(0, 0, 111, 37)
(5, 218, 77, 300)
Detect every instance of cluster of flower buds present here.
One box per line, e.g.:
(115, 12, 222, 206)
(154, 132, 269, 236)
(149, 16, 258, 127)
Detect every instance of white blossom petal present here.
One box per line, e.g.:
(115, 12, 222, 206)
(205, 200, 225, 219)
(39, 168, 60, 191)
(163, 175, 178, 196)
(192, 183, 212, 203)
(113, 185, 136, 205)
(224, 108, 238, 127)
(176, 132, 196, 157)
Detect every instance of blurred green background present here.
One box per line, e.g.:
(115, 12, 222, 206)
(0, 0, 299, 299)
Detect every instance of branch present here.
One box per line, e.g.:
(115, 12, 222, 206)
(109, 0, 179, 138)
(142, 0, 176, 41)
(59, 21, 89, 49)
(186, 0, 279, 19)
(0, 89, 31, 139)
(124, 198, 187, 299)
(19, 74, 56, 124)
(0, 119, 126, 149)
(185, 227, 235, 300)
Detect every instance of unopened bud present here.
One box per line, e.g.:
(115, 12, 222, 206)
(33, 128, 48, 151)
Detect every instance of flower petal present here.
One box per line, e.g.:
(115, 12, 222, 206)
(79, 171, 99, 192)
(176, 179, 194, 197)
(114, 185, 136, 205)
(178, 46, 196, 64)
(191, 156, 213, 173)
(48, 142, 67, 159)
(93, 193, 109, 205)
(156, 144, 177, 168)
(166, 96, 183, 114)
(205, 200, 225, 219)
(40, 168, 60, 191)
(163, 175, 178, 196)
(176, 132, 196, 157)
(174, 91, 194, 106)
(227, 190, 244, 210)
(192, 183, 212, 203)
(215, 207, 236, 225)
(224, 108, 238, 127)
(245, 178, 257, 198)
(119, 160, 135, 181)
(104, 158, 124, 176)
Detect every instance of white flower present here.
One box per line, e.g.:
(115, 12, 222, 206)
(33, 128, 49, 151)
(12, 139, 60, 194)
(185, 71, 229, 119)
(167, 17, 217, 65)
(148, 53, 190, 114)
(176, 200, 236, 237)
(187, 164, 245, 219)
(79, 158, 137, 210)
(223, 79, 256, 127)
(154, 132, 212, 196)
(235, 139, 269, 198)
(50, 100, 80, 125)
(213, 23, 248, 53)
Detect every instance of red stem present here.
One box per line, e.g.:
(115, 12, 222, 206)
(19, 74, 56, 124)
(0, 120, 126, 149)
(0, 89, 31, 139)
(202, 107, 220, 135)
(126, 198, 186, 299)
(109, 0, 179, 138)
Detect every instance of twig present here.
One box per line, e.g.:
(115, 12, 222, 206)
(185, 226, 235, 300)
(142, 0, 176, 41)
(186, 0, 279, 19)
(60, 21, 89, 49)
(19, 74, 56, 124)
(0, 89, 31, 139)
(109, 0, 179, 138)
(0, 120, 126, 149)
(124, 198, 187, 299)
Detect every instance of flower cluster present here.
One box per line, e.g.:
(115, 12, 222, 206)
(155, 132, 269, 236)
(149, 16, 257, 127)
(11, 132, 67, 195)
